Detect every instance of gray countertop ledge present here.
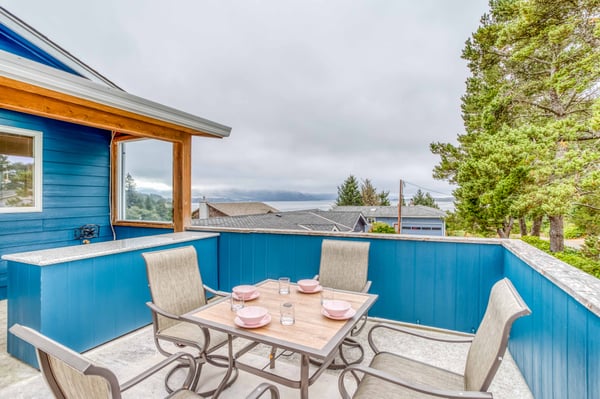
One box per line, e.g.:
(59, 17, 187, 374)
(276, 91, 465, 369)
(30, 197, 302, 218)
(1, 232, 219, 266)
(503, 239, 600, 317)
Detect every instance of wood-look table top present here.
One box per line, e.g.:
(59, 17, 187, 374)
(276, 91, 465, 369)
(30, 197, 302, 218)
(182, 279, 378, 359)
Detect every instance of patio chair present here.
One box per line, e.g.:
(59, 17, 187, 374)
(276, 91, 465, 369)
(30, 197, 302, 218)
(338, 277, 531, 399)
(142, 245, 237, 396)
(313, 239, 371, 369)
(9, 324, 279, 399)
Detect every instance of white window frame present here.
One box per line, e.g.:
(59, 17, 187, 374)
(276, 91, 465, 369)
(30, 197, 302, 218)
(0, 125, 43, 213)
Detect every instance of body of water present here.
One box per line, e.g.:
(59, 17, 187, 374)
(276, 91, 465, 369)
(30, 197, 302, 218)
(265, 200, 335, 212)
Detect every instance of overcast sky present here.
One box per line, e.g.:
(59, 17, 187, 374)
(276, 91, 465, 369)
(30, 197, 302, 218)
(4, 0, 489, 200)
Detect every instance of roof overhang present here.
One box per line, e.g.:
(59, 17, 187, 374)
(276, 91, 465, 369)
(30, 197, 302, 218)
(0, 6, 120, 88)
(0, 50, 231, 141)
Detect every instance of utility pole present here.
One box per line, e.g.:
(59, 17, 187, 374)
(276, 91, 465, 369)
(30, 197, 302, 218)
(397, 179, 403, 233)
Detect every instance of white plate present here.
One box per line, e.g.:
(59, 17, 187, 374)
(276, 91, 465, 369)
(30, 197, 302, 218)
(234, 313, 272, 329)
(297, 285, 323, 294)
(232, 291, 260, 301)
(321, 307, 356, 320)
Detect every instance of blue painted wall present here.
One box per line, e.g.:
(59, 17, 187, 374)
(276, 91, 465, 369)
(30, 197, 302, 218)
(504, 251, 599, 399)
(216, 232, 503, 333)
(0, 109, 112, 299)
(7, 237, 218, 367)
(0, 23, 81, 75)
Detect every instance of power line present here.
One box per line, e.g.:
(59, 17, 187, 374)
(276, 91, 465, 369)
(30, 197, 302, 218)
(402, 180, 454, 197)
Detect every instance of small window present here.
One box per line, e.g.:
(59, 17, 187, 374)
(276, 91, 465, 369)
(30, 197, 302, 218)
(0, 126, 42, 213)
(116, 139, 173, 223)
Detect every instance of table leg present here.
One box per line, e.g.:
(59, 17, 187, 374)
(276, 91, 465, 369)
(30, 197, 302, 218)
(212, 334, 234, 398)
(300, 354, 309, 399)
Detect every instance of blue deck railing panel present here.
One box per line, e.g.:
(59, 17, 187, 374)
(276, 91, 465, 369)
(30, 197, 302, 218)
(504, 249, 598, 399)
(216, 232, 504, 333)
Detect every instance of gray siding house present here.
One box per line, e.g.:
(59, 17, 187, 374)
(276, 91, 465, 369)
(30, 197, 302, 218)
(332, 205, 446, 236)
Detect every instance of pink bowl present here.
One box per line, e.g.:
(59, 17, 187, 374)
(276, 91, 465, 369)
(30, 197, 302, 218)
(298, 279, 319, 292)
(237, 306, 268, 325)
(232, 285, 257, 299)
(323, 300, 351, 317)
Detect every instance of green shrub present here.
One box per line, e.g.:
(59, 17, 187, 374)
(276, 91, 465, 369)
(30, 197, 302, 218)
(520, 236, 600, 279)
(564, 225, 585, 239)
(370, 222, 396, 234)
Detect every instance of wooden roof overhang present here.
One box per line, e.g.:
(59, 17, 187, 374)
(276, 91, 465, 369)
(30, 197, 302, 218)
(0, 50, 232, 231)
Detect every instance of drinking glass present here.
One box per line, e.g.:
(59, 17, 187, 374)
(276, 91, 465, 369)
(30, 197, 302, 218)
(278, 277, 290, 294)
(320, 288, 334, 306)
(280, 302, 295, 325)
(230, 294, 244, 312)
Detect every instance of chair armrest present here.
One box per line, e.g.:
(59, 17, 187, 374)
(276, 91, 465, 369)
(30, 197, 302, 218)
(338, 364, 493, 399)
(368, 323, 473, 354)
(203, 284, 229, 298)
(245, 382, 280, 399)
(362, 280, 372, 293)
(120, 352, 196, 392)
(146, 301, 181, 321)
(313, 274, 319, 280)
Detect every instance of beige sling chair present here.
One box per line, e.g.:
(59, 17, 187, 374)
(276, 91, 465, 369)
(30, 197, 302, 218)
(311, 239, 371, 369)
(143, 245, 236, 396)
(9, 324, 279, 399)
(338, 277, 531, 399)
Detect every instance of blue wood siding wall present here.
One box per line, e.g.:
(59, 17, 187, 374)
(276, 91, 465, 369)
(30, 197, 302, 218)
(216, 232, 503, 333)
(0, 23, 81, 75)
(504, 251, 599, 399)
(0, 109, 112, 299)
(7, 237, 218, 368)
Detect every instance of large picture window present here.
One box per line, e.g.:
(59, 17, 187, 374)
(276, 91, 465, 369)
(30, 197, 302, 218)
(0, 126, 42, 213)
(116, 139, 173, 223)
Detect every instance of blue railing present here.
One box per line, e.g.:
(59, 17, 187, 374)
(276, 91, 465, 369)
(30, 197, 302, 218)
(7, 226, 599, 398)
(203, 229, 599, 399)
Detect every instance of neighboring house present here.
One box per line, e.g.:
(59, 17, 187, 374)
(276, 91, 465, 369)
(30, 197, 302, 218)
(333, 205, 447, 236)
(0, 7, 230, 299)
(191, 201, 279, 219)
(192, 210, 368, 233)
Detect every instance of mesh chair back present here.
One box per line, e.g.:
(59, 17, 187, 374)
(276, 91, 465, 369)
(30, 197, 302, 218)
(464, 278, 531, 391)
(9, 324, 120, 399)
(319, 240, 370, 292)
(143, 246, 206, 331)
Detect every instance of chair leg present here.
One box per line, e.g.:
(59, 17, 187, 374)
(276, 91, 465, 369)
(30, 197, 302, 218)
(163, 355, 239, 397)
(309, 338, 365, 370)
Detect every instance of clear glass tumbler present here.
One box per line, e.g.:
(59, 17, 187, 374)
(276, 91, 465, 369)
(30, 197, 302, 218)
(278, 277, 290, 295)
(230, 294, 244, 312)
(280, 302, 295, 325)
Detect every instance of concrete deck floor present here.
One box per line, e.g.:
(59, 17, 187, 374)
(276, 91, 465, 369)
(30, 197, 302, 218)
(0, 300, 532, 398)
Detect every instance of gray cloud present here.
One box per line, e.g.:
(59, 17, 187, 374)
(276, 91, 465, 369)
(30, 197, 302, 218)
(4, 0, 489, 199)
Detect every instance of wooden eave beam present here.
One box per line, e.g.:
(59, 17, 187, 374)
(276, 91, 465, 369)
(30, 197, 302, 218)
(0, 76, 221, 141)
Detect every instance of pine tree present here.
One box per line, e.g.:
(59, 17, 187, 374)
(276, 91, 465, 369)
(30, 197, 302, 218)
(410, 189, 439, 209)
(335, 175, 363, 206)
(361, 179, 379, 206)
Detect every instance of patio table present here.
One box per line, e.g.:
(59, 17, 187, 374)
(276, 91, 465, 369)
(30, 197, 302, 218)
(182, 279, 378, 398)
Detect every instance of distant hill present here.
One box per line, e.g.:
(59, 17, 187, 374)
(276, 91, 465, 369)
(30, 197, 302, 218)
(193, 189, 335, 203)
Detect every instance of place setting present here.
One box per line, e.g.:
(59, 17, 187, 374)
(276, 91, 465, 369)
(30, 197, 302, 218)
(296, 278, 322, 294)
(321, 292, 356, 320)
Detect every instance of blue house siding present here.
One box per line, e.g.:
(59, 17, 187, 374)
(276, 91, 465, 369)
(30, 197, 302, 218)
(0, 109, 112, 299)
(0, 23, 81, 76)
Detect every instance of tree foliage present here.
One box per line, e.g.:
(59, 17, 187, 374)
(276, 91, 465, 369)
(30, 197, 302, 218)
(124, 173, 172, 221)
(431, 0, 600, 251)
(336, 175, 390, 206)
(410, 189, 440, 209)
